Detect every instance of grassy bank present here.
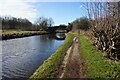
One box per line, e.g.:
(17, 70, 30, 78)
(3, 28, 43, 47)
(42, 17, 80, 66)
(78, 35, 120, 79)
(1, 30, 48, 40)
(29, 32, 74, 79)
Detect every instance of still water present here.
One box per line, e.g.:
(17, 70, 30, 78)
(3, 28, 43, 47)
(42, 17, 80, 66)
(2, 34, 64, 79)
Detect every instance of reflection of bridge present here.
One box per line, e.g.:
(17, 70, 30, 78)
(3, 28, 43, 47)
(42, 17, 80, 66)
(47, 26, 67, 33)
(55, 33, 66, 40)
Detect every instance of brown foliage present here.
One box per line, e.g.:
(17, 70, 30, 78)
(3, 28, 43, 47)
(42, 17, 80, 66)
(86, 2, 120, 60)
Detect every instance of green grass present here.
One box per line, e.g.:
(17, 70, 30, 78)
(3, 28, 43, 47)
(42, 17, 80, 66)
(78, 35, 120, 79)
(1, 30, 43, 35)
(1, 30, 27, 35)
(1, 30, 47, 40)
(28, 32, 74, 79)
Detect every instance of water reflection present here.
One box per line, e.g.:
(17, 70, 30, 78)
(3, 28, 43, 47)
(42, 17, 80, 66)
(55, 33, 66, 40)
(2, 34, 64, 79)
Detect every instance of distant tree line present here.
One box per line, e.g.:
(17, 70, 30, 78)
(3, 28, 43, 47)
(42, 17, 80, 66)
(1, 16, 32, 30)
(71, 17, 90, 32)
(0, 16, 54, 31)
(1, 16, 73, 33)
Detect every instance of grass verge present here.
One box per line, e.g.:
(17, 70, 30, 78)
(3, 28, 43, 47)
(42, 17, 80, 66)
(28, 32, 74, 79)
(78, 35, 120, 79)
(1, 30, 47, 40)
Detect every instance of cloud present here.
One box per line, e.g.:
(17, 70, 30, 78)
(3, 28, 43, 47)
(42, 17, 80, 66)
(0, 0, 38, 23)
(79, 5, 83, 9)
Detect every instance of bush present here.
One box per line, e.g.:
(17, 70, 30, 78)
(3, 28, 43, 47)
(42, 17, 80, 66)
(78, 35, 120, 78)
(78, 17, 89, 30)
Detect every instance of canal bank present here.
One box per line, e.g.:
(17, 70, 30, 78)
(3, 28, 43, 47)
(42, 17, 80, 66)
(29, 32, 74, 79)
(1, 30, 68, 40)
(1, 30, 49, 40)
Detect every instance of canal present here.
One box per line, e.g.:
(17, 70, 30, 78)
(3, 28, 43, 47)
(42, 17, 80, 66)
(2, 33, 64, 79)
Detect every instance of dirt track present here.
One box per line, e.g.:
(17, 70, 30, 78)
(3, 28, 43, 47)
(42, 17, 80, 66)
(63, 37, 81, 78)
(57, 37, 83, 78)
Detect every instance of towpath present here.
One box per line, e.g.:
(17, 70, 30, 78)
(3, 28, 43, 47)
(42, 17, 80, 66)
(57, 36, 85, 78)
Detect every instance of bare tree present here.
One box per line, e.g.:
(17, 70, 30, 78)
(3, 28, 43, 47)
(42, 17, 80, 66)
(86, 1, 120, 60)
(47, 18, 54, 27)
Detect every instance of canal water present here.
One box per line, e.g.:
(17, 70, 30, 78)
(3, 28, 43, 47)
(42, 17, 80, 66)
(1, 34, 64, 79)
